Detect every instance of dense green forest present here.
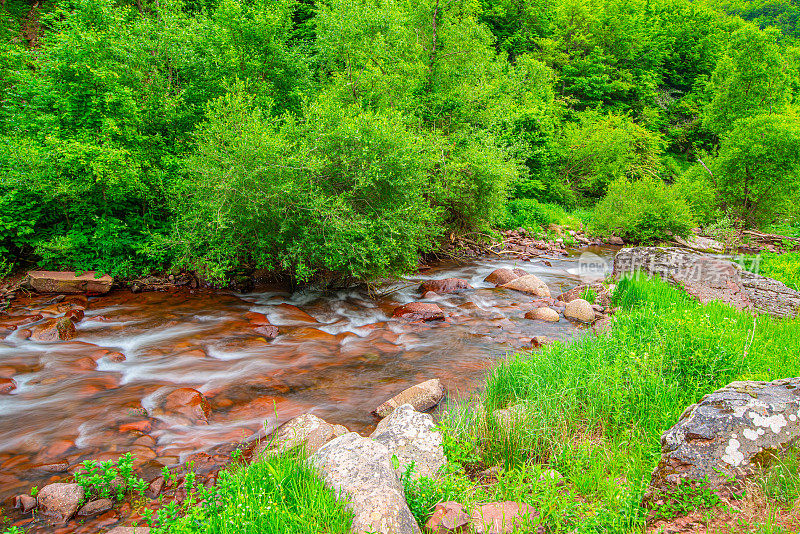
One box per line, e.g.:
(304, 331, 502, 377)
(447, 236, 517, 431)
(1, 0, 800, 284)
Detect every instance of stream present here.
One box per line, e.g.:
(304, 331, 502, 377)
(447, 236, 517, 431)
(0, 247, 616, 532)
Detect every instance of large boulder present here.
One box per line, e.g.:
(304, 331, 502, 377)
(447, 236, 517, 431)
(564, 299, 595, 323)
(37, 483, 85, 524)
(26, 271, 113, 294)
(484, 269, 528, 287)
(647, 378, 800, 499)
(369, 404, 445, 479)
(392, 302, 445, 321)
(501, 275, 551, 297)
(420, 278, 473, 294)
(252, 413, 347, 459)
(613, 247, 800, 318)
(373, 378, 445, 418)
(311, 432, 421, 534)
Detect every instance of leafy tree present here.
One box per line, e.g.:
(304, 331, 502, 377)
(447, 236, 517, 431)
(714, 113, 800, 226)
(704, 25, 795, 135)
(552, 111, 664, 198)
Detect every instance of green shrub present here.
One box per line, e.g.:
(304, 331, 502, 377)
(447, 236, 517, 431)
(591, 177, 695, 243)
(500, 199, 581, 231)
(674, 164, 719, 225)
(176, 87, 441, 284)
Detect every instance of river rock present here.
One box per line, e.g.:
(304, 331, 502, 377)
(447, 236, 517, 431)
(0, 377, 16, 394)
(484, 269, 527, 287)
(424, 501, 470, 533)
(369, 404, 445, 479)
(160, 388, 210, 424)
(501, 275, 550, 297)
(558, 283, 612, 307)
(470, 502, 539, 534)
(14, 494, 36, 513)
(311, 432, 421, 534)
(105, 528, 151, 534)
(647, 378, 800, 499)
(77, 498, 113, 517)
(608, 236, 624, 246)
(30, 317, 77, 342)
(392, 302, 445, 321)
(253, 413, 346, 459)
(613, 247, 800, 318)
(420, 278, 473, 294)
(564, 299, 595, 323)
(25, 270, 113, 294)
(37, 482, 85, 524)
(373, 378, 445, 417)
(253, 324, 279, 339)
(524, 307, 559, 322)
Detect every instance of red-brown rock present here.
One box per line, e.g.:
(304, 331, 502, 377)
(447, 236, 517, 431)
(65, 308, 85, 322)
(470, 501, 539, 534)
(253, 324, 279, 339)
(424, 501, 470, 533)
(26, 271, 113, 294)
(14, 494, 36, 513)
(392, 302, 445, 321)
(0, 377, 16, 394)
(161, 388, 211, 423)
(119, 420, 152, 434)
(30, 317, 77, 342)
(484, 269, 527, 286)
(77, 498, 113, 517)
(37, 483, 85, 524)
(419, 278, 473, 294)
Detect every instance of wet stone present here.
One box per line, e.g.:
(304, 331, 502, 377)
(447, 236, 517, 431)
(77, 498, 113, 517)
(37, 482, 85, 524)
(373, 379, 445, 418)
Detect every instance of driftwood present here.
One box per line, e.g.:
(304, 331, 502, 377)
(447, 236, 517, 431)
(741, 230, 800, 245)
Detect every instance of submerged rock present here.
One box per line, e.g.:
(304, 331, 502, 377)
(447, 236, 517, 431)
(77, 498, 113, 517)
(159, 388, 211, 424)
(420, 278, 473, 294)
(252, 413, 347, 459)
(37, 483, 85, 524)
(647, 378, 800, 498)
(564, 299, 595, 323)
(373, 378, 445, 417)
(501, 275, 551, 297)
(392, 302, 445, 321)
(369, 404, 445, 479)
(613, 247, 800, 318)
(25, 270, 113, 294)
(311, 432, 421, 534)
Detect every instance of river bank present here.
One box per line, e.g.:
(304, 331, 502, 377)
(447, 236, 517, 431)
(0, 246, 617, 533)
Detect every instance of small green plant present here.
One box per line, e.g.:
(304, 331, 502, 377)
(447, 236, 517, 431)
(74, 453, 147, 503)
(652, 478, 722, 520)
(580, 286, 597, 304)
(1, 527, 24, 534)
(29, 486, 38, 498)
(400, 463, 475, 528)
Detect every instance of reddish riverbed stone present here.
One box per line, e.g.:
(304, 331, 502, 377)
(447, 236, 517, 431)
(392, 302, 445, 321)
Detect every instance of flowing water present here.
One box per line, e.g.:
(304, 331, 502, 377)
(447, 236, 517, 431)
(0, 247, 615, 530)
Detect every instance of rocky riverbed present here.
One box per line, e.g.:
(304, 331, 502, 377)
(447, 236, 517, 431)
(0, 247, 617, 533)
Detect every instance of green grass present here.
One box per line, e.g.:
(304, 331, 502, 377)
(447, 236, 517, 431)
(425, 276, 800, 532)
(143, 451, 353, 534)
(748, 252, 800, 291)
